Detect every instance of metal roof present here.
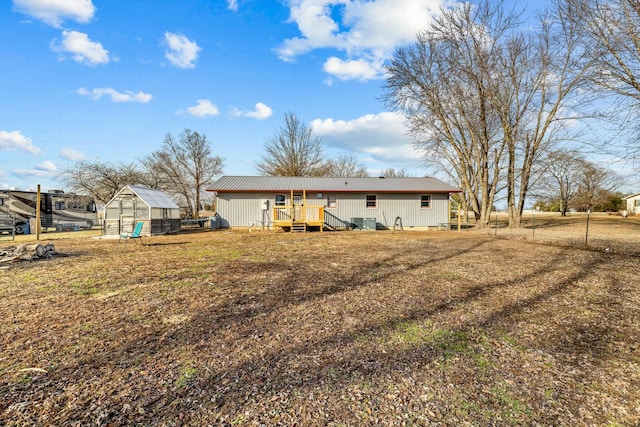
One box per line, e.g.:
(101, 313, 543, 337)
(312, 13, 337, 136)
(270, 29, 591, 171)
(127, 185, 180, 209)
(208, 176, 460, 193)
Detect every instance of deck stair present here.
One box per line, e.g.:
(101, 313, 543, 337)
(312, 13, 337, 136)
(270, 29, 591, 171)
(291, 222, 306, 233)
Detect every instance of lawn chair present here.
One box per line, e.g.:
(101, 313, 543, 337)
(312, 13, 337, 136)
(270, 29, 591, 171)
(120, 221, 144, 246)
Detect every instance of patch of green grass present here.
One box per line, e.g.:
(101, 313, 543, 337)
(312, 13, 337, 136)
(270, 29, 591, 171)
(544, 388, 555, 400)
(231, 415, 246, 425)
(69, 277, 103, 296)
(17, 373, 34, 383)
(175, 363, 198, 388)
(352, 332, 369, 343)
(357, 381, 372, 391)
(129, 313, 146, 323)
(393, 321, 429, 346)
(78, 322, 95, 331)
(389, 321, 476, 361)
(496, 330, 524, 352)
(434, 271, 463, 281)
(162, 278, 196, 290)
(452, 395, 482, 419)
(490, 384, 533, 423)
(473, 353, 494, 371)
(432, 329, 471, 358)
(14, 272, 39, 283)
(181, 247, 243, 261)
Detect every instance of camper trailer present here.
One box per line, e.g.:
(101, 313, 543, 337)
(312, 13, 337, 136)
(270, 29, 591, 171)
(0, 190, 97, 234)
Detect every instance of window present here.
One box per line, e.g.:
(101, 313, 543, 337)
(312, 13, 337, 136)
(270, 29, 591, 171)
(420, 195, 432, 208)
(366, 194, 377, 208)
(55, 201, 65, 210)
(275, 194, 286, 206)
(327, 195, 337, 209)
(635, 199, 640, 207)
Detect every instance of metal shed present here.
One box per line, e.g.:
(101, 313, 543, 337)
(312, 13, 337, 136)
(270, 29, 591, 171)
(103, 185, 181, 236)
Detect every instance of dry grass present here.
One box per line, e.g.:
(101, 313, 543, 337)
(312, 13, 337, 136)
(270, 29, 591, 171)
(468, 212, 640, 255)
(1, 218, 639, 426)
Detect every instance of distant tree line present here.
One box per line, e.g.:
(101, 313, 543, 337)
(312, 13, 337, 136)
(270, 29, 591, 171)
(534, 150, 623, 214)
(61, 119, 410, 216)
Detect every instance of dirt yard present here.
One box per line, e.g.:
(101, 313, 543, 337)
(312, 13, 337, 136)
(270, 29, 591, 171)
(1, 218, 639, 425)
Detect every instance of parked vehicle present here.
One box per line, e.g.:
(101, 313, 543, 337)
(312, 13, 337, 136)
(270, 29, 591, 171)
(0, 190, 97, 234)
(0, 213, 15, 234)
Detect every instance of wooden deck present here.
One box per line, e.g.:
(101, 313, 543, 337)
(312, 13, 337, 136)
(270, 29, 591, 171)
(272, 205, 325, 232)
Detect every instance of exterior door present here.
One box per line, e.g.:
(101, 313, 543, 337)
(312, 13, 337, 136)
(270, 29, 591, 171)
(293, 193, 303, 221)
(120, 216, 135, 233)
(120, 198, 135, 233)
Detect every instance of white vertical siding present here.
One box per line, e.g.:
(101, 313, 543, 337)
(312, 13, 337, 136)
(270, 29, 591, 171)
(217, 191, 451, 228)
(325, 193, 449, 228)
(217, 193, 277, 227)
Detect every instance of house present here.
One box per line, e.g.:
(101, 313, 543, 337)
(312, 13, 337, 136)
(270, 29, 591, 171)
(103, 185, 181, 236)
(623, 192, 640, 215)
(207, 176, 461, 231)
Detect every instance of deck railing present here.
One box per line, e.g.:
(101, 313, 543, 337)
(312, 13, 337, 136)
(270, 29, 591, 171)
(273, 205, 324, 224)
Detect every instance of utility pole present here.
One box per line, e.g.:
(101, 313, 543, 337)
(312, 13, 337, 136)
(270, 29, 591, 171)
(36, 185, 41, 241)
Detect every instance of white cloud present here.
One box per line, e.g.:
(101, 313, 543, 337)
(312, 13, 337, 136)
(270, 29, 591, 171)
(277, 0, 447, 81)
(163, 32, 201, 69)
(60, 148, 85, 161)
(13, 0, 95, 28)
(233, 102, 273, 120)
(14, 160, 57, 178)
(0, 130, 41, 154)
(227, 0, 238, 12)
(36, 160, 57, 172)
(77, 87, 152, 103)
(52, 30, 109, 66)
(185, 99, 220, 117)
(311, 111, 422, 165)
(323, 57, 382, 81)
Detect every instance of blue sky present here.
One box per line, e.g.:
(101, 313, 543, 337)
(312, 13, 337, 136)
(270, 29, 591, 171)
(0, 0, 635, 193)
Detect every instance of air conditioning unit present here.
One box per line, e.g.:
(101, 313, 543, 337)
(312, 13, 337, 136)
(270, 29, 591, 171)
(351, 217, 376, 230)
(351, 217, 364, 229)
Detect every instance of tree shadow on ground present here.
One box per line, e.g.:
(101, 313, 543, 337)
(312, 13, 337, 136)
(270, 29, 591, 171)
(3, 236, 637, 425)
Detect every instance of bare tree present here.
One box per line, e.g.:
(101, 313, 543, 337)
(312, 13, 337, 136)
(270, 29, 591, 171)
(142, 129, 224, 217)
(494, 1, 592, 227)
(384, 2, 515, 227)
(384, 0, 590, 227)
(537, 150, 585, 216)
(256, 112, 325, 176)
(568, 0, 640, 167)
(537, 150, 623, 213)
(573, 161, 622, 211)
(60, 160, 146, 204)
(324, 153, 369, 177)
(570, 0, 640, 101)
(380, 168, 411, 178)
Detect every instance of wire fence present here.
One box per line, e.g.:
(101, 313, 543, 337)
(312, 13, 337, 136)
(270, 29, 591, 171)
(474, 212, 640, 256)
